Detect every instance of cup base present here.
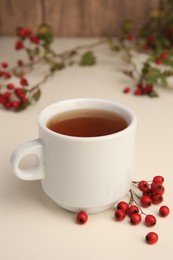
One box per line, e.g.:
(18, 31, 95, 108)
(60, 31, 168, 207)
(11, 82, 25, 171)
(56, 201, 115, 214)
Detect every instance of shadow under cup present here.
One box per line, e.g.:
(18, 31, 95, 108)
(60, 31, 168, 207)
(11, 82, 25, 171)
(11, 98, 137, 214)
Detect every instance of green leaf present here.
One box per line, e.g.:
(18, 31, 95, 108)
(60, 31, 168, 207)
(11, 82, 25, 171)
(159, 74, 168, 87)
(26, 48, 33, 57)
(37, 24, 53, 46)
(145, 68, 161, 85)
(148, 91, 159, 97)
(32, 88, 41, 101)
(122, 20, 134, 34)
(123, 69, 134, 78)
(80, 51, 96, 66)
(163, 59, 173, 67)
(15, 100, 30, 112)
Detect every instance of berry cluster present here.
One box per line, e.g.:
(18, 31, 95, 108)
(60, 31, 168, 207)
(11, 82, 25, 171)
(124, 84, 154, 96)
(0, 62, 29, 111)
(76, 175, 170, 245)
(15, 27, 40, 55)
(114, 175, 169, 244)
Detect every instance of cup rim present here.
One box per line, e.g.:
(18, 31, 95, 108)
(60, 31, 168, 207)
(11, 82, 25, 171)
(38, 98, 137, 141)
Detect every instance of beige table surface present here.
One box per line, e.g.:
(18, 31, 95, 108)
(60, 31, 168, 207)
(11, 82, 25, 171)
(0, 38, 173, 260)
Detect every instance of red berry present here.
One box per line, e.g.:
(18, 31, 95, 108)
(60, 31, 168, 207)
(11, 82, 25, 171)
(136, 84, 143, 90)
(159, 206, 170, 217)
(15, 88, 25, 98)
(147, 36, 155, 44)
(17, 60, 24, 67)
(143, 189, 153, 198)
(145, 214, 156, 227)
(20, 77, 28, 86)
(12, 100, 20, 109)
(143, 44, 149, 51)
(138, 180, 150, 192)
(152, 194, 163, 204)
(161, 53, 168, 60)
(7, 83, 15, 90)
(4, 91, 11, 99)
(4, 72, 11, 79)
(24, 28, 32, 36)
(30, 35, 40, 44)
(0, 70, 4, 77)
(1, 62, 8, 68)
(114, 209, 126, 221)
(155, 58, 162, 65)
(151, 182, 164, 194)
(76, 211, 88, 224)
(127, 34, 134, 41)
(134, 89, 142, 96)
(123, 87, 130, 94)
(143, 85, 153, 94)
(130, 213, 142, 225)
(29, 56, 34, 62)
(21, 96, 28, 103)
(140, 195, 152, 208)
(18, 28, 27, 37)
(127, 205, 139, 217)
(146, 232, 158, 244)
(117, 201, 129, 212)
(15, 40, 24, 50)
(153, 175, 164, 184)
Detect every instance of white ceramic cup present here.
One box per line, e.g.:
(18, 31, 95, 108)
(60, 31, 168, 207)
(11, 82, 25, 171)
(11, 98, 137, 214)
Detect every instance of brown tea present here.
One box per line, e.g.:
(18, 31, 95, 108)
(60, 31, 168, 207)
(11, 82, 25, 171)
(47, 109, 128, 137)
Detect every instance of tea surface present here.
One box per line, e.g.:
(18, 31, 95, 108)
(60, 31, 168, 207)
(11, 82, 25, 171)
(47, 109, 128, 137)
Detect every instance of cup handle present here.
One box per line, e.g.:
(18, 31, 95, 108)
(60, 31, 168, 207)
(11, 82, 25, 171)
(10, 139, 45, 180)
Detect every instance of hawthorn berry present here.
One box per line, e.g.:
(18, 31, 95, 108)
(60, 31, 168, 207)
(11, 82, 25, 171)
(134, 89, 142, 96)
(12, 100, 20, 109)
(143, 189, 153, 198)
(138, 180, 149, 192)
(153, 175, 164, 184)
(140, 195, 152, 208)
(123, 87, 130, 94)
(136, 84, 143, 90)
(17, 60, 24, 67)
(143, 44, 149, 51)
(20, 77, 28, 86)
(159, 206, 170, 217)
(25, 28, 32, 36)
(30, 35, 40, 44)
(152, 194, 163, 205)
(7, 83, 15, 90)
(143, 85, 153, 94)
(145, 214, 156, 227)
(127, 205, 139, 217)
(151, 182, 164, 194)
(4, 92, 11, 99)
(114, 209, 126, 221)
(147, 35, 155, 44)
(18, 28, 27, 37)
(1, 62, 8, 68)
(130, 213, 142, 225)
(117, 201, 129, 212)
(146, 232, 158, 244)
(15, 40, 24, 51)
(155, 58, 162, 65)
(76, 211, 88, 224)
(127, 33, 134, 41)
(160, 53, 168, 60)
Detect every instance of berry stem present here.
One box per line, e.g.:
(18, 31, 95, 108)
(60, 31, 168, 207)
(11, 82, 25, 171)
(129, 189, 147, 216)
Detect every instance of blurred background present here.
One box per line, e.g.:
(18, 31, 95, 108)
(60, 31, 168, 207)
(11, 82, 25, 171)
(0, 0, 159, 36)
